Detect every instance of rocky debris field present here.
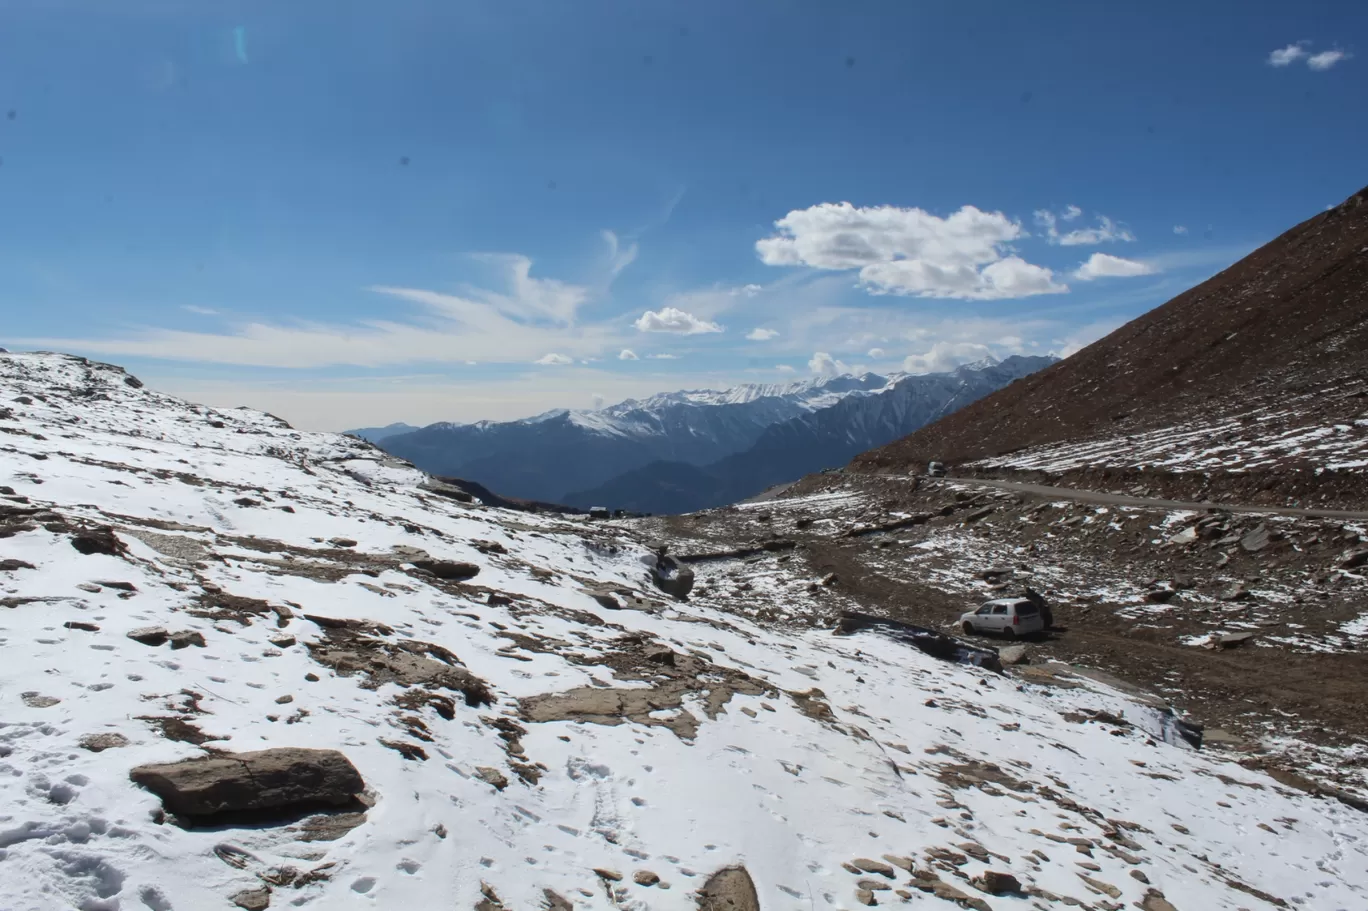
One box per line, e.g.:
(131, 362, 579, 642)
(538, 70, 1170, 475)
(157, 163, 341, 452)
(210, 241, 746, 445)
(3, 351, 1368, 911)
(642, 471, 1368, 806)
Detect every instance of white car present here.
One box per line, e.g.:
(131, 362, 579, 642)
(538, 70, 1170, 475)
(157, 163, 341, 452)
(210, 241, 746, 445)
(959, 598, 1045, 639)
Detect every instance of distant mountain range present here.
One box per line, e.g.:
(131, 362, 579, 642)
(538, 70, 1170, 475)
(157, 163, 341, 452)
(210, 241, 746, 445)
(345, 422, 423, 443)
(360, 356, 1055, 513)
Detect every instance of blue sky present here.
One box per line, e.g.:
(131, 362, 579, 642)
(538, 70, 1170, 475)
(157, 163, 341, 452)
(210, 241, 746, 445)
(1, 0, 1363, 429)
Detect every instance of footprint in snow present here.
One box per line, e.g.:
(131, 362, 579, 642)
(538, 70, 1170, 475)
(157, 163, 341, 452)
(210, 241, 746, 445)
(351, 876, 377, 893)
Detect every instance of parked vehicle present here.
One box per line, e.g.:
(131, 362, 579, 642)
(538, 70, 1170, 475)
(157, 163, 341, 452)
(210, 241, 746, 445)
(959, 598, 1045, 639)
(587, 506, 610, 519)
(927, 461, 946, 477)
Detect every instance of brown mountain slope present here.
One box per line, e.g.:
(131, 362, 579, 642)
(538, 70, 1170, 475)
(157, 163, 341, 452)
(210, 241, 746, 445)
(856, 185, 1368, 505)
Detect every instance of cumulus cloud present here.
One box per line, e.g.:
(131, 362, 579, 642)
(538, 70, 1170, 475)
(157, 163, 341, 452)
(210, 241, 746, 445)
(634, 307, 723, 335)
(1035, 208, 1135, 246)
(535, 352, 574, 366)
(1173, 225, 1188, 235)
(1308, 49, 1349, 70)
(1073, 253, 1157, 280)
(808, 351, 852, 376)
(756, 202, 1065, 300)
(902, 342, 996, 375)
(746, 328, 779, 341)
(1268, 42, 1309, 66)
(618, 349, 639, 360)
(867, 347, 886, 358)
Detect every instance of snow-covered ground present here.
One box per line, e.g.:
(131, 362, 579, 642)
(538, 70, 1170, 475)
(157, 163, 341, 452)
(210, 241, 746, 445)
(969, 397, 1368, 476)
(3, 352, 1367, 911)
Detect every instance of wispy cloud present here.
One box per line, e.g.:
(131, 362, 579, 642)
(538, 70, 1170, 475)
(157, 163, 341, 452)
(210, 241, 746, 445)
(1268, 42, 1309, 67)
(618, 349, 639, 360)
(746, 328, 779, 341)
(1035, 208, 1136, 246)
(1172, 225, 1188, 235)
(1308, 49, 1350, 71)
(535, 353, 574, 366)
(17, 255, 625, 368)
(181, 305, 219, 316)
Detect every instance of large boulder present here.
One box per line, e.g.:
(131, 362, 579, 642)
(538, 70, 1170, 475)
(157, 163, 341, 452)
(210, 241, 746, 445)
(650, 555, 695, 600)
(697, 866, 760, 911)
(130, 747, 364, 823)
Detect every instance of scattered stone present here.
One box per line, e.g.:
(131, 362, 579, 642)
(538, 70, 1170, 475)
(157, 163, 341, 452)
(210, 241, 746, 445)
(541, 889, 573, 911)
(76, 581, 102, 592)
(1218, 583, 1251, 602)
(169, 630, 207, 649)
(851, 858, 896, 878)
(1145, 588, 1176, 604)
(1240, 525, 1270, 553)
(410, 559, 480, 581)
(1139, 889, 1178, 911)
(821, 572, 839, 587)
(127, 626, 170, 646)
(854, 888, 877, 905)
(275, 695, 294, 705)
(881, 855, 914, 872)
(1168, 526, 1199, 545)
(269, 635, 296, 648)
(1206, 630, 1258, 650)
(97, 580, 137, 591)
(80, 732, 130, 752)
(633, 871, 660, 887)
(21, 692, 60, 708)
(1130, 870, 1150, 884)
(963, 506, 995, 524)
(976, 871, 1021, 895)
(1078, 874, 1121, 898)
(232, 887, 271, 910)
(1339, 548, 1368, 570)
(998, 644, 1030, 666)
(328, 537, 358, 548)
(129, 747, 366, 824)
(643, 644, 677, 666)
(474, 767, 509, 791)
(594, 869, 623, 882)
(64, 620, 100, 632)
(304, 673, 320, 682)
(0, 558, 35, 571)
(857, 880, 891, 891)
(233, 498, 261, 508)
(70, 526, 127, 556)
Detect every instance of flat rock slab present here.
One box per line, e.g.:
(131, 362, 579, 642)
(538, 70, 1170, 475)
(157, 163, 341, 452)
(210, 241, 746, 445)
(130, 747, 365, 824)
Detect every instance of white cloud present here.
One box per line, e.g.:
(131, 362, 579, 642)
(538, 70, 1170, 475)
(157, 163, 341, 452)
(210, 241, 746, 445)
(808, 351, 852, 376)
(634, 307, 723, 335)
(618, 349, 639, 360)
(741, 284, 763, 296)
(602, 229, 639, 280)
(20, 254, 620, 369)
(1173, 225, 1188, 235)
(1308, 49, 1349, 70)
(775, 364, 796, 373)
(1268, 42, 1309, 66)
(1073, 252, 1157, 280)
(756, 202, 1065, 300)
(867, 347, 886, 358)
(647, 353, 680, 360)
(902, 341, 995, 375)
(746, 328, 779, 341)
(182, 305, 219, 316)
(1035, 208, 1135, 246)
(535, 352, 574, 366)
